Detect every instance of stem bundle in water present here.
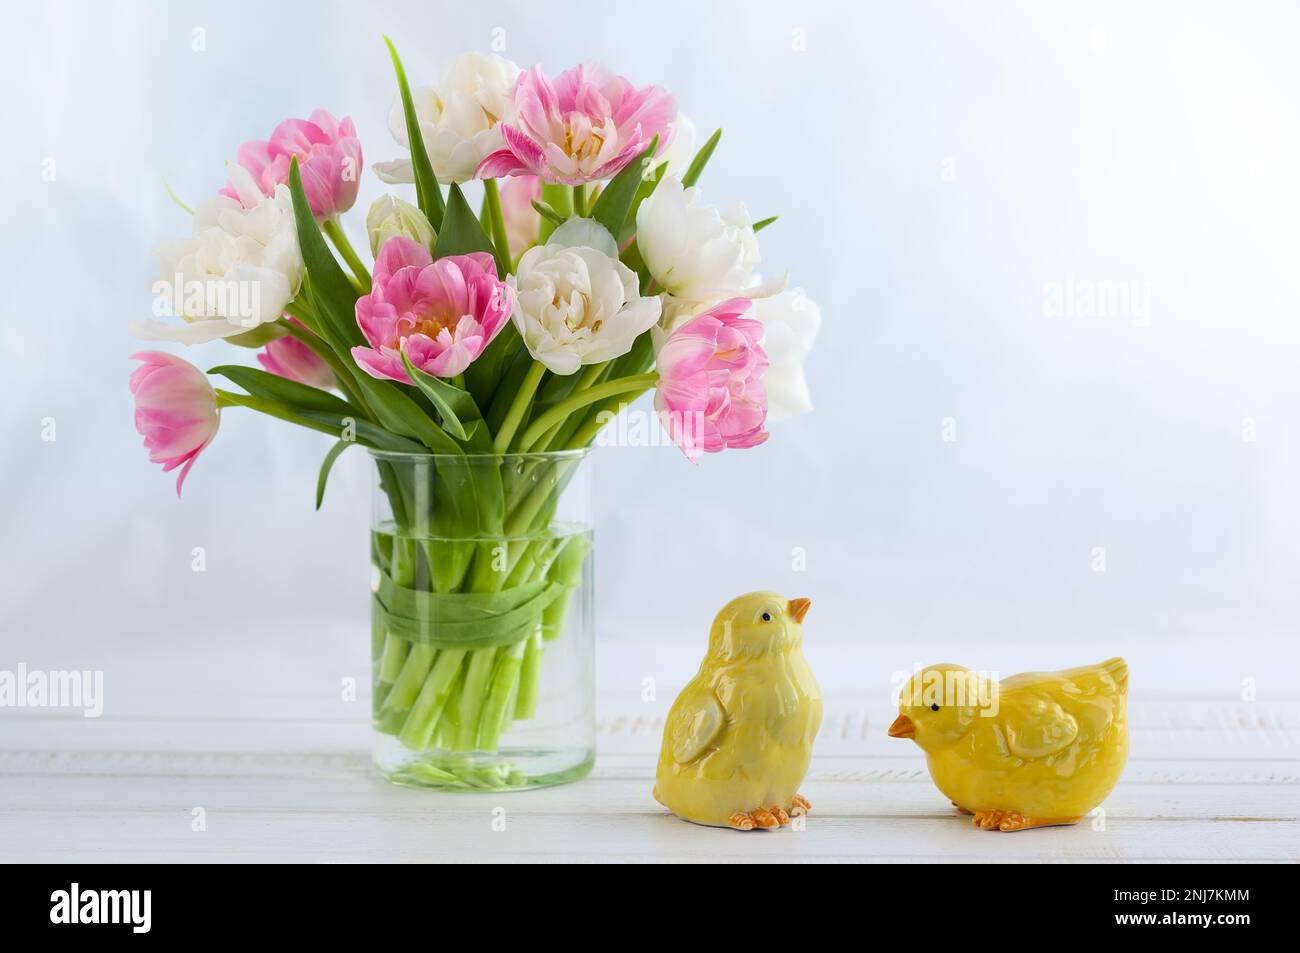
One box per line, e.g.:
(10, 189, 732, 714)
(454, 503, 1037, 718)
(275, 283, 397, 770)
(370, 452, 592, 788)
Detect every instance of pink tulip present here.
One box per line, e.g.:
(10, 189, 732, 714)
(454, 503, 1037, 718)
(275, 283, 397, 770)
(499, 174, 542, 259)
(257, 319, 334, 390)
(351, 237, 515, 383)
(654, 298, 769, 461)
(477, 63, 676, 185)
(130, 351, 221, 496)
(222, 109, 362, 218)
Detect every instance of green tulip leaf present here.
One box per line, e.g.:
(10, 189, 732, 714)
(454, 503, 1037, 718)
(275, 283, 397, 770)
(400, 351, 491, 446)
(355, 376, 463, 455)
(590, 134, 659, 239)
(214, 386, 426, 454)
(374, 572, 568, 650)
(681, 127, 721, 188)
(288, 159, 364, 355)
(315, 438, 355, 510)
(434, 183, 498, 262)
(464, 322, 524, 416)
(208, 364, 356, 417)
(384, 36, 445, 229)
(621, 161, 668, 244)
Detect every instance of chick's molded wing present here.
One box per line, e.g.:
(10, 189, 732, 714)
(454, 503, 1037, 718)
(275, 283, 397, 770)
(997, 659, 1128, 759)
(665, 684, 725, 765)
(1001, 696, 1079, 760)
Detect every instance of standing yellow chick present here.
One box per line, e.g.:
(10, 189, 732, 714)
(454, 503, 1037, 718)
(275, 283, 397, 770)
(654, 592, 822, 830)
(888, 658, 1129, 831)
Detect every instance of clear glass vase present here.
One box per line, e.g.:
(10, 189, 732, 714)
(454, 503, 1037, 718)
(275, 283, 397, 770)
(369, 449, 594, 791)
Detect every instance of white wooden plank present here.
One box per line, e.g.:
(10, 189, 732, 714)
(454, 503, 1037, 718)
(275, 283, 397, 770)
(0, 772, 1295, 822)
(6, 702, 1298, 759)
(0, 810, 1293, 863)
(2, 747, 1298, 789)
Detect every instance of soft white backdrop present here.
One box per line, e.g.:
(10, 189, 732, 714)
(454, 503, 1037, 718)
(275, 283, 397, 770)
(3, 0, 1299, 688)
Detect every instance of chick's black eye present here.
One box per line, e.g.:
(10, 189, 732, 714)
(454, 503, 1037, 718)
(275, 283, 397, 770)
(761, 612, 772, 622)
(930, 703, 940, 712)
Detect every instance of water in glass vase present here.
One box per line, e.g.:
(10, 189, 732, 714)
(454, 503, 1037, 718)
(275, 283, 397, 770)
(370, 519, 595, 791)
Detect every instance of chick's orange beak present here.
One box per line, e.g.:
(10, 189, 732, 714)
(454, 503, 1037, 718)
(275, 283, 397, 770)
(888, 714, 916, 739)
(788, 597, 811, 623)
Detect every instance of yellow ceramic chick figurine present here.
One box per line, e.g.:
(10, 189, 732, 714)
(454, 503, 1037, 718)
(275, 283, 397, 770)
(654, 592, 822, 830)
(889, 658, 1129, 831)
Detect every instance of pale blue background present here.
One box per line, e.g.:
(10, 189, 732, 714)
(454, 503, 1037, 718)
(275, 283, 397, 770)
(3, 0, 1298, 674)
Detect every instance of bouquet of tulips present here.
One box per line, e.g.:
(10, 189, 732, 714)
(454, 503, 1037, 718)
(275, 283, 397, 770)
(130, 39, 820, 780)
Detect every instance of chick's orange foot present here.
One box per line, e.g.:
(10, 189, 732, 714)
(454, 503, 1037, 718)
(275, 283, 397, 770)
(972, 809, 1082, 832)
(789, 793, 811, 816)
(727, 806, 798, 830)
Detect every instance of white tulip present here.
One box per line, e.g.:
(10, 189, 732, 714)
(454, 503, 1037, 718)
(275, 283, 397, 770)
(374, 52, 520, 185)
(635, 175, 761, 303)
(751, 288, 821, 421)
(365, 195, 435, 257)
(510, 228, 661, 376)
(134, 167, 303, 345)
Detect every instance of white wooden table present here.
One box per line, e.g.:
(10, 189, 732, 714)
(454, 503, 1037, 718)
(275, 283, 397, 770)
(2, 639, 1297, 863)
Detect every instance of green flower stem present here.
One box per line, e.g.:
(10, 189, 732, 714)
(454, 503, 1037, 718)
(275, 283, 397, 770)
(542, 363, 613, 451)
(377, 634, 410, 685)
(493, 361, 546, 452)
(565, 385, 654, 448)
(537, 184, 572, 243)
(481, 178, 513, 277)
(518, 374, 656, 451)
(437, 674, 464, 749)
(384, 643, 438, 714)
(392, 535, 418, 586)
(503, 541, 543, 589)
(398, 649, 468, 749)
(542, 535, 587, 643)
(530, 421, 565, 454)
(514, 629, 544, 719)
(377, 537, 422, 703)
(477, 637, 528, 751)
(572, 184, 587, 217)
(571, 361, 606, 391)
(504, 458, 581, 538)
(464, 539, 504, 594)
(406, 762, 463, 786)
(454, 648, 499, 751)
(322, 217, 372, 293)
(542, 590, 572, 644)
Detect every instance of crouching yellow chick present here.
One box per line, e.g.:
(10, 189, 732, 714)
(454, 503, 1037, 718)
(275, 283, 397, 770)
(654, 592, 822, 830)
(889, 658, 1129, 831)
